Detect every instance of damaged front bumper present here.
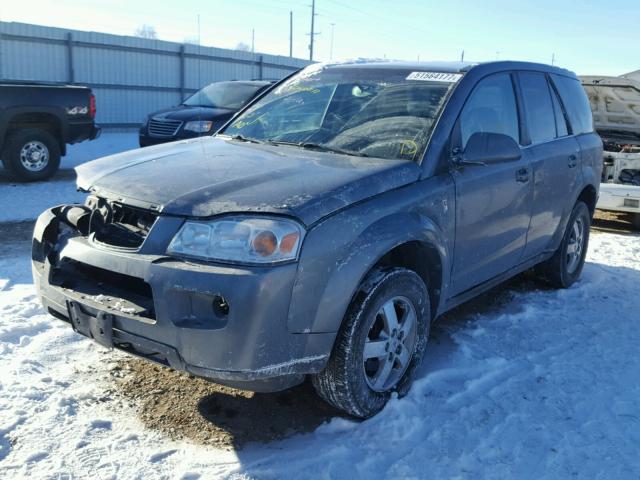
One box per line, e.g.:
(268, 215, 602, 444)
(32, 206, 333, 392)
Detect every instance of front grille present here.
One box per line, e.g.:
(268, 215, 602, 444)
(86, 197, 158, 250)
(148, 118, 182, 137)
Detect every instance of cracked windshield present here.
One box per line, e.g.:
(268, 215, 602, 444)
(223, 66, 455, 161)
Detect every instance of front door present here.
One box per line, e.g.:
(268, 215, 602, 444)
(450, 72, 533, 295)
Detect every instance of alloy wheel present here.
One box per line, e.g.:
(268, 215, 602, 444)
(363, 296, 418, 392)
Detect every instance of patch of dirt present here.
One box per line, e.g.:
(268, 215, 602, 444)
(111, 358, 342, 450)
(592, 209, 639, 235)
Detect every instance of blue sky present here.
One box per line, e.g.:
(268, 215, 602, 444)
(1, 0, 638, 75)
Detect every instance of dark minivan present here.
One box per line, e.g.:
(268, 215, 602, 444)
(33, 61, 602, 418)
(138, 80, 272, 147)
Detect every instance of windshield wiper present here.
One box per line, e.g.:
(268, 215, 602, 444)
(265, 139, 367, 157)
(299, 142, 369, 158)
(228, 134, 263, 144)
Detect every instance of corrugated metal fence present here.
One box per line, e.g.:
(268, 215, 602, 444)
(0, 22, 311, 129)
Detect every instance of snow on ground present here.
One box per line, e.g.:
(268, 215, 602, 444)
(0, 227, 639, 479)
(0, 133, 138, 223)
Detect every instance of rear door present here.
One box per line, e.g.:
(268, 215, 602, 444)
(450, 72, 533, 295)
(517, 72, 582, 259)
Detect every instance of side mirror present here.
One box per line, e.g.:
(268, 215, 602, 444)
(457, 132, 521, 166)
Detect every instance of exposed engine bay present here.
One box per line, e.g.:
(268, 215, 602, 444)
(60, 195, 158, 249)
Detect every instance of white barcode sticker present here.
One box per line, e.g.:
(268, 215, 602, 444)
(406, 71, 463, 83)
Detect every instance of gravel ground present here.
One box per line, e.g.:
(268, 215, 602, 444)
(109, 358, 342, 450)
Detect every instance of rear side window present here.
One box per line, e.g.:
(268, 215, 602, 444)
(551, 74, 594, 135)
(459, 73, 519, 148)
(518, 72, 556, 144)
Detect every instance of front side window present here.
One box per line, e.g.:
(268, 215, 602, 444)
(183, 82, 264, 110)
(519, 72, 556, 144)
(459, 73, 519, 148)
(221, 65, 458, 162)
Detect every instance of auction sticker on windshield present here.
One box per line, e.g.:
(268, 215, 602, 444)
(406, 72, 463, 82)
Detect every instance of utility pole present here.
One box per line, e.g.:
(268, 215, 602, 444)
(251, 28, 255, 54)
(330, 23, 335, 60)
(289, 11, 293, 57)
(309, 0, 317, 61)
(460, 50, 465, 62)
(551, 52, 555, 65)
(251, 28, 256, 80)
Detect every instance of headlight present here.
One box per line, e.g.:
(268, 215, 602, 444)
(184, 120, 213, 133)
(167, 216, 304, 264)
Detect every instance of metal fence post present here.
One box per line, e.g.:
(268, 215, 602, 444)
(0, 31, 4, 80)
(179, 44, 186, 100)
(66, 32, 75, 84)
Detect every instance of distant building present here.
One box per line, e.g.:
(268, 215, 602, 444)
(621, 69, 640, 82)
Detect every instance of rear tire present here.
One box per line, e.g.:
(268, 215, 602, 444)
(1, 128, 61, 182)
(535, 201, 591, 288)
(312, 267, 430, 418)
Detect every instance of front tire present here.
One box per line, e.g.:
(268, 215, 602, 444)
(535, 201, 591, 288)
(1, 128, 61, 182)
(312, 267, 430, 418)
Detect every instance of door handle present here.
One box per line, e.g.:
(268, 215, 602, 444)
(515, 167, 529, 183)
(568, 154, 578, 168)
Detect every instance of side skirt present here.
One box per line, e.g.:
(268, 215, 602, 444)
(437, 251, 554, 316)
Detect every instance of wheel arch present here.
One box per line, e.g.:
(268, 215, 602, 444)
(372, 240, 442, 321)
(577, 183, 598, 217)
(547, 182, 599, 254)
(1, 108, 67, 155)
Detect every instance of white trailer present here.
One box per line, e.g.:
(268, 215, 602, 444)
(581, 75, 640, 229)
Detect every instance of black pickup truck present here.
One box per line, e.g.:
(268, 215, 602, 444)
(0, 82, 100, 181)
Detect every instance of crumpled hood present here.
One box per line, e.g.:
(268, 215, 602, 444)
(75, 137, 420, 225)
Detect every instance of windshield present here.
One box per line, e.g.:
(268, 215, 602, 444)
(183, 82, 264, 109)
(220, 65, 459, 161)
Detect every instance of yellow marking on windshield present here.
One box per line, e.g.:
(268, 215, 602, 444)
(400, 139, 418, 156)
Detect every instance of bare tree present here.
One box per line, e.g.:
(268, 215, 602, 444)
(235, 42, 251, 52)
(135, 25, 157, 39)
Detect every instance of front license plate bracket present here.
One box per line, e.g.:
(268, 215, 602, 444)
(67, 300, 114, 349)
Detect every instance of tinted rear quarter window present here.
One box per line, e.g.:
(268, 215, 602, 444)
(518, 72, 556, 144)
(550, 74, 594, 135)
(459, 73, 519, 148)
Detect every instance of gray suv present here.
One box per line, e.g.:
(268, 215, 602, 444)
(32, 61, 602, 418)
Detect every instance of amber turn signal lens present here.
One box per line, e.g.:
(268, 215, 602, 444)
(279, 232, 300, 254)
(252, 230, 278, 256)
